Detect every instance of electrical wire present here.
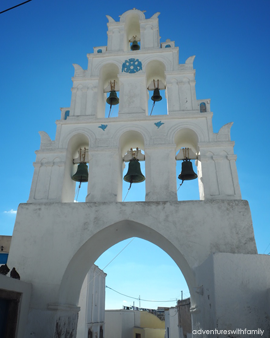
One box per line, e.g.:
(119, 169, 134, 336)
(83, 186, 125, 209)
(263, 242, 270, 254)
(0, 0, 32, 14)
(106, 286, 177, 303)
(101, 238, 135, 271)
(85, 238, 135, 286)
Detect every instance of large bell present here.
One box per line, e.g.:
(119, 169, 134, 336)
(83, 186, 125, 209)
(130, 40, 140, 51)
(151, 88, 162, 102)
(106, 90, 119, 106)
(178, 159, 198, 181)
(72, 163, 88, 183)
(124, 158, 145, 184)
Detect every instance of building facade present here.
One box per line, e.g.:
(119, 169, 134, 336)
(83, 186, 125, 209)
(77, 265, 106, 338)
(4, 8, 270, 338)
(105, 308, 165, 338)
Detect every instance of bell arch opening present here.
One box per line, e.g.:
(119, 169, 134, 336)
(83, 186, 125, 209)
(119, 131, 146, 202)
(145, 60, 168, 116)
(174, 128, 200, 201)
(97, 63, 120, 118)
(124, 13, 141, 52)
(62, 133, 90, 202)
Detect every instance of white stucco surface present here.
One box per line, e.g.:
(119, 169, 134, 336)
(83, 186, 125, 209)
(6, 8, 270, 338)
(7, 199, 263, 337)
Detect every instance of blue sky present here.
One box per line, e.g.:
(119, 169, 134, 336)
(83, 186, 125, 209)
(1, 0, 270, 309)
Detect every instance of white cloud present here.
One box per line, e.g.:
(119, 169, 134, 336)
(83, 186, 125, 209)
(4, 209, 17, 214)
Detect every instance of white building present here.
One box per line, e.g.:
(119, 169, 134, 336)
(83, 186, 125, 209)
(4, 8, 270, 338)
(165, 299, 191, 338)
(77, 265, 106, 338)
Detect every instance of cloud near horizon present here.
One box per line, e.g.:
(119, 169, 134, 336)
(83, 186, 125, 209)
(4, 209, 17, 214)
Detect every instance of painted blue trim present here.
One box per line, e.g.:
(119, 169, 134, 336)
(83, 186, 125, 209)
(64, 110, 70, 120)
(165, 44, 171, 48)
(0, 253, 8, 264)
(98, 124, 108, 131)
(154, 121, 164, 129)
(97, 49, 102, 53)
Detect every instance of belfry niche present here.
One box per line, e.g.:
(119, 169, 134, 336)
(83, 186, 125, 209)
(6, 8, 270, 338)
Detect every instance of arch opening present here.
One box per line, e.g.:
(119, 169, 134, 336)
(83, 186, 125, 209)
(62, 133, 90, 202)
(58, 220, 196, 338)
(174, 129, 200, 201)
(119, 131, 146, 201)
(58, 220, 196, 307)
(98, 63, 120, 118)
(146, 61, 168, 116)
(124, 13, 141, 52)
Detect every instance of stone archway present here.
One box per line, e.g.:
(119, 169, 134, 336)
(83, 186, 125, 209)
(7, 199, 256, 337)
(58, 219, 196, 307)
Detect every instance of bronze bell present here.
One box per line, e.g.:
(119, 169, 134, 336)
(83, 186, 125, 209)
(130, 40, 140, 51)
(151, 88, 162, 102)
(72, 163, 88, 183)
(106, 90, 119, 106)
(178, 159, 197, 181)
(124, 158, 145, 184)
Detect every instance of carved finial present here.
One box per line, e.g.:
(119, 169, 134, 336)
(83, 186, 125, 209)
(106, 15, 115, 23)
(150, 12, 160, 19)
(185, 56, 196, 65)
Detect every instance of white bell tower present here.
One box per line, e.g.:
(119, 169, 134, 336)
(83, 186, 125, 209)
(7, 9, 270, 338)
(28, 8, 241, 205)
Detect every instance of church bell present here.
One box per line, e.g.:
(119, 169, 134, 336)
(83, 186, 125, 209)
(72, 163, 89, 183)
(151, 88, 162, 102)
(130, 40, 140, 51)
(124, 158, 145, 184)
(178, 159, 197, 181)
(106, 90, 119, 106)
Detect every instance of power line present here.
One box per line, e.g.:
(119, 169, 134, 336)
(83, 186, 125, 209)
(0, 0, 32, 14)
(102, 238, 135, 271)
(106, 285, 177, 303)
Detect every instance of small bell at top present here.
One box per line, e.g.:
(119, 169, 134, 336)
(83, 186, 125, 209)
(178, 159, 198, 181)
(130, 40, 140, 51)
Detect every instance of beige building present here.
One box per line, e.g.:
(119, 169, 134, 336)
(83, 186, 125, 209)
(105, 308, 165, 338)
